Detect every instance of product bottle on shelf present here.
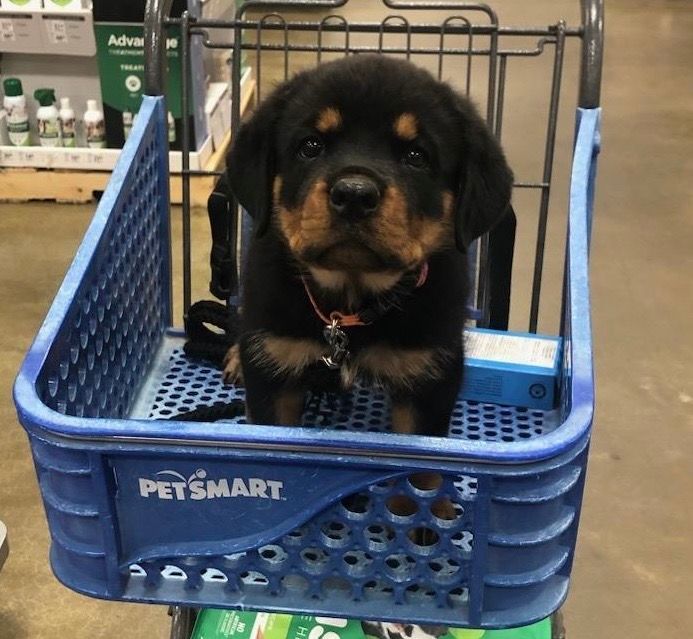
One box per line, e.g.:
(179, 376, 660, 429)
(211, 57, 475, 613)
(84, 99, 106, 149)
(3, 78, 31, 147)
(58, 97, 77, 148)
(34, 88, 61, 148)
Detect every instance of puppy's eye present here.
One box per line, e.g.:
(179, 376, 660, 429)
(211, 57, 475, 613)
(403, 145, 429, 169)
(298, 136, 324, 159)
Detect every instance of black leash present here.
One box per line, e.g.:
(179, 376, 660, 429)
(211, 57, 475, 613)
(168, 399, 245, 422)
(208, 174, 239, 302)
(182, 301, 239, 368)
(161, 300, 242, 422)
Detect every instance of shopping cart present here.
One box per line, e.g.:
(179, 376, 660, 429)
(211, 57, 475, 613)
(14, 1, 602, 637)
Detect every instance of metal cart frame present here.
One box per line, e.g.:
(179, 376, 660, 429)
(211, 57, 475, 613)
(145, 0, 602, 333)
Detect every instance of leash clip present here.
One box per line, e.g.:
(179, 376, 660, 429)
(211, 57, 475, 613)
(322, 317, 349, 369)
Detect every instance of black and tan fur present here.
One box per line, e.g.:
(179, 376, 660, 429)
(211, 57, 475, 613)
(225, 55, 513, 436)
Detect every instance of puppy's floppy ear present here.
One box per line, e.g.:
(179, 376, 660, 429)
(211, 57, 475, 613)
(226, 78, 300, 237)
(453, 99, 514, 251)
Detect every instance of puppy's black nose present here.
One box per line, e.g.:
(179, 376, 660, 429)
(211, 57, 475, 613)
(329, 176, 380, 218)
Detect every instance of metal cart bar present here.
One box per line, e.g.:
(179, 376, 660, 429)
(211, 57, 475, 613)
(197, 39, 570, 58)
(181, 10, 193, 313)
(144, 0, 175, 96)
(178, 18, 583, 37)
(579, 0, 604, 108)
(529, 21, 566, 333)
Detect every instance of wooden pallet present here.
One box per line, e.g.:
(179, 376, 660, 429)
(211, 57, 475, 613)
(0, 81, 255, 208)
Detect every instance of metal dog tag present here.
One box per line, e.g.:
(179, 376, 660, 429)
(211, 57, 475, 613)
(322, 319, 349, 369)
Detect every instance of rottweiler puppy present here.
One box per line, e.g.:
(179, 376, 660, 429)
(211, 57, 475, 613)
(225, 54, 513, 436)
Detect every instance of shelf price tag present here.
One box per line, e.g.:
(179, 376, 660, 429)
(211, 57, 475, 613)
(0, 18, 17, 42)
(41, 12, 96, 55)
(46, 18, 67, 44)
(0, 11, 42, 53)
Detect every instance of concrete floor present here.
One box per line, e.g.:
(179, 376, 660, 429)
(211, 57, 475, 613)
(1, 1, 692, 637)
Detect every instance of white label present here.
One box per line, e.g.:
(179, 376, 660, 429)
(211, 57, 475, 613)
(0, 19, 16, 42)
(87, 151, 106, 165)
(86, 119, 106, 148)
(464, 330, 558, 369)
(1, 149, 17, 163)
(60, 117, 76, 147)
(6, 105, 30, 146)
(38, 118, 60, 147)
(47, 19, 67, 44)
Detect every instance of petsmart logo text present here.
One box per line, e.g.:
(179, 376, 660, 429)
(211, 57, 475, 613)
(138, 469, 284, 501)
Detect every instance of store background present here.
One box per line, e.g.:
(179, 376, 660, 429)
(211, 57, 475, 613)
(1, 1, 692, 637)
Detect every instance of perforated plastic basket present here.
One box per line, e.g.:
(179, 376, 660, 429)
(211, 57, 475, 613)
(14, 92, 600, 628)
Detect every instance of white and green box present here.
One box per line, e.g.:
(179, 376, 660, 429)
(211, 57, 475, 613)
(191, 610, 552, 639)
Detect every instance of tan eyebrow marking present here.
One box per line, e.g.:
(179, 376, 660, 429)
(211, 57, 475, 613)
(393, 113, 418, 141)
(315, 107, 342, 133)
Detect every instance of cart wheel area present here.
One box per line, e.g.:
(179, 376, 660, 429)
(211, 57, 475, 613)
(551, 611, 566, 639)
(169, 606, 198, 639)
(0, 520, 8, 574)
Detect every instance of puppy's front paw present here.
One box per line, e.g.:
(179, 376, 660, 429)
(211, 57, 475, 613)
(222, 344, 244, 385)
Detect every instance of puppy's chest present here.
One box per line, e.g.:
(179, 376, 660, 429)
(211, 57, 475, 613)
(247, 331, 449, 390)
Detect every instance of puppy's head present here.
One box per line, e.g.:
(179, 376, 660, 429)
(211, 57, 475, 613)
(227, 55, 512, 279)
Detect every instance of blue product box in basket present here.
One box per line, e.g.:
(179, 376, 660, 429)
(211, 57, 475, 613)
(461, 329, 562, 410)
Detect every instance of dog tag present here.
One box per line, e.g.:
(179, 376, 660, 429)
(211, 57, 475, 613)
(322, 319, 349, 369)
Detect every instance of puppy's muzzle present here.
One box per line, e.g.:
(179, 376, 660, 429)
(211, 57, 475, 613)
(329, 175, 381, 220)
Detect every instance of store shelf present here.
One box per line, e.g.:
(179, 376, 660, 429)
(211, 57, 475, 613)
(0, 134, 215, 172)
(0, 77, 255, 207)
(0, 7, 96, 56)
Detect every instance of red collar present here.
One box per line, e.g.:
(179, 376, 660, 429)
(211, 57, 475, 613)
(302, 262, 429, 328)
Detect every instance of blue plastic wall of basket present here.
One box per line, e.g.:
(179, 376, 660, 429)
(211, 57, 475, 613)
(14, 95, 600, 629)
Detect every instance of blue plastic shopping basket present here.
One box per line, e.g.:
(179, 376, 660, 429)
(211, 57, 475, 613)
(14, 0, 603, 632)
